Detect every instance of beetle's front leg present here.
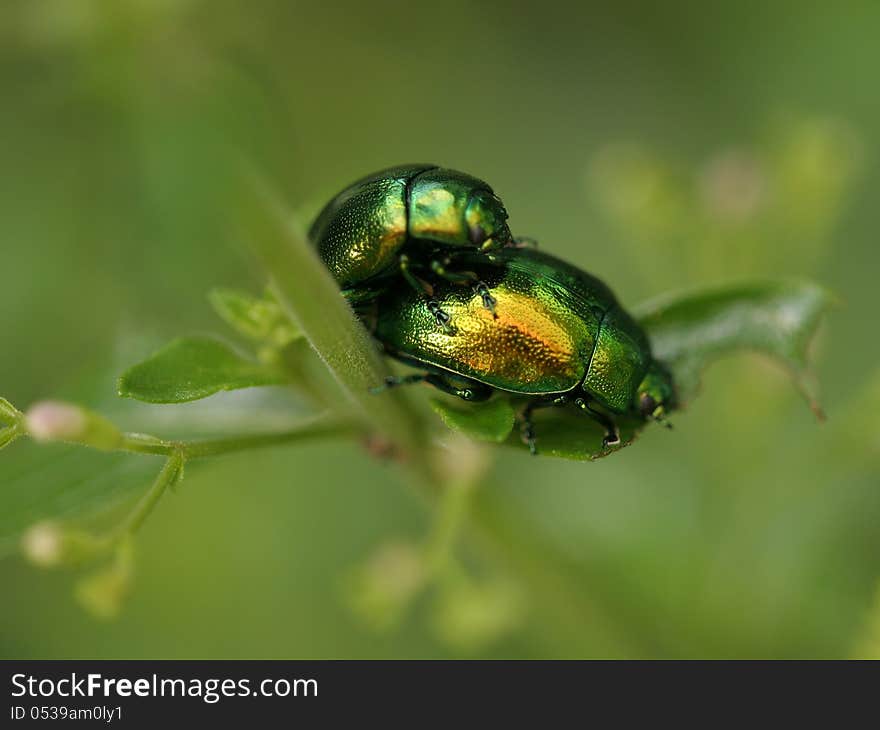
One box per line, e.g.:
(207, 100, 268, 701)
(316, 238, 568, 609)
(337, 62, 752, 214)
(370, 371, 492, 402)
(574, 397, 621, 448)
(426, 299, 452, 331)
(370, 373, 428, 395)
(472, 280, 497, 318)
(429, 259, 497, 317)
(518, 396, 568, 456)
(423, 374, 493, 402)
(399, 254, 452, 329)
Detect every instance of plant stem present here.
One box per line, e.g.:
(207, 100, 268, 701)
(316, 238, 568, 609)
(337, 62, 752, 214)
(236, 166, 436, 485)
(423, 480, 473, 576)
(118, 452, 185, 537)
(117, 415, 351, 459)
(179, 418, 353, 458)
(107, 417, 353, 546)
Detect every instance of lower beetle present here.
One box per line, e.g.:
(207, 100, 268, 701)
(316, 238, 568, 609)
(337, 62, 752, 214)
(366, 248, 676, 453)
(309, 165, 513, 325)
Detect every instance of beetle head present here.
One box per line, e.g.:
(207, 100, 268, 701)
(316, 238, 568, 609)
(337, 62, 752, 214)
(466, 189, 511, 250)
(635, 361, 677, 422)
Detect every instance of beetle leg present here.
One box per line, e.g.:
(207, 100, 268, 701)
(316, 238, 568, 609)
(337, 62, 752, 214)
(511, 236, 539, 249)
(369, 374, 429, 395)
(426, 299, 452, 331)
(473, 281, 497, 318)
(430, 258, 473, 283)
(655, 414, 674, 430)
(400, 254, 452, 329)
(399, 253, 431, 294)
(371, 369, 492, 403)
(429, 260, 497, 317)
(519, 403, 540, 456)
(371, 371, 491, 402)
(574, 397, 621, 448)
(518, 396, 568, 456)
(423, 374, 493, 402)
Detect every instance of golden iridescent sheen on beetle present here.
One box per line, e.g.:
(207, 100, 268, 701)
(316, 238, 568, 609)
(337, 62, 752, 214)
(368, 248, 676, 454)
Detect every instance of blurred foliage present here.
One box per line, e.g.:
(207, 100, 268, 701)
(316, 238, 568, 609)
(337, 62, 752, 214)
(1, 0, 879, 658)
(588, 117, 863, 285)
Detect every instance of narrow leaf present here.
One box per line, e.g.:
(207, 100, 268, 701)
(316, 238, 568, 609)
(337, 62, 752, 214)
(0, 444, 158, 556)
(636, 280, 833, 413)
(0, 396, 21, 425)
(0, 425, 21, 451)
(430, 397, 516, 443)
(118, 336, 286, 403)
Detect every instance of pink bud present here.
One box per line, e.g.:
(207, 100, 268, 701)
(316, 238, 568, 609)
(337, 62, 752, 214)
(25, 401, 87, 442)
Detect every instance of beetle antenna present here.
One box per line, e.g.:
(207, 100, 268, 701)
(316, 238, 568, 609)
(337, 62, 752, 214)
(655, 415, 673, 430)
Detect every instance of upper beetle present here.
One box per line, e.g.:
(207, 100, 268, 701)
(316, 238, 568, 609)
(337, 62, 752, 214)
(366, 247, 676, 454)
(309, 165, 513, 323)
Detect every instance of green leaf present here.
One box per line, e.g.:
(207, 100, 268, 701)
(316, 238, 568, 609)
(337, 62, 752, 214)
(430, 397, 516, 443)
(0, 425, 21, 451)
(208, 287, 300, 347)
(501, 279, 831, 460)
(636, 280, 834, 413)
(0, 443, 159, 556)
(118, 335, 286, 403)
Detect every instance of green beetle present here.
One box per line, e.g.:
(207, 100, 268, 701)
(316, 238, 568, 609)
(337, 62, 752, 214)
(366, 247, 676, 453)
(309, 164, 513, 325)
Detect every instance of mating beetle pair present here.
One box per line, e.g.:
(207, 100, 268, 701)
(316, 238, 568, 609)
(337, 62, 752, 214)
(309, 165, 676, 453)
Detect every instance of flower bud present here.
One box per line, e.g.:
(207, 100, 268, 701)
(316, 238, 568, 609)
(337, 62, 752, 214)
(74, 541, 133, 620)
(346, 541, 426, 630)
(431, 578, 526, 652)
(25, 401, 122, 451)
(21, 521, 105, 568)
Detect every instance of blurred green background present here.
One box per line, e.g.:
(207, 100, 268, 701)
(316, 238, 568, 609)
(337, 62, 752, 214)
(1, 0, 879, 658)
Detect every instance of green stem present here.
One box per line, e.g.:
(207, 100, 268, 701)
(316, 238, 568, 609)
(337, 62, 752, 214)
(180, 418, 352, 458)
(118, 432, 175, 456)
(117, 415, 352, 459)
(236, 166, 436, 486)
(108, 417, 353, 549)
(118, 451, 185, 536)
(423, 481, 473, 576)
(7, 393, 354, 562)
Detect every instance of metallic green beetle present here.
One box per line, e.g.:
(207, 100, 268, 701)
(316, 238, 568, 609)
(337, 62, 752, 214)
(367, 248, 676, 453)
(309, 164, 513, 324)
